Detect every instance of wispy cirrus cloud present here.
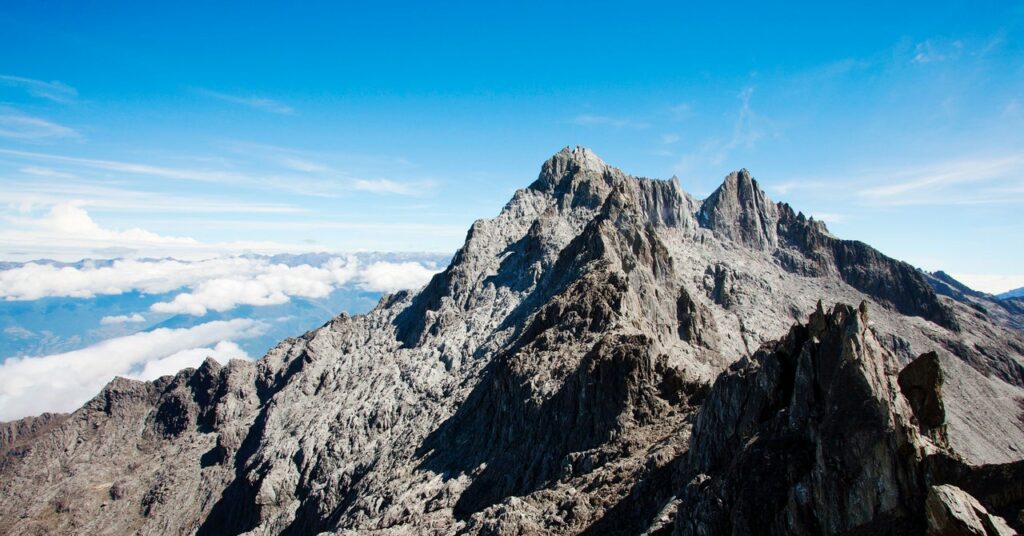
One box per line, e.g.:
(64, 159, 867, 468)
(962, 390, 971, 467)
(352, 178, 435, 196)
(571, 114, 650, 129)
(1, 147, 429, 199)
(717, 87, 766, 161)
(767, 179, 828, 196)
(675, 86, 775, 174)
(0, 74, 78, 103)
(0, 174, 307, 214)
(911, 39, 964, 64)
(856, 156, 1024, 206)
(668, 102, 691, 119)
(767, 155, 1024, 208)
(0, 113, 79, 140)
(0, 147, 242, 183)
(18, 165, 77, 179)
(194, 88, 294, 114)
(278, 156, 329, 172)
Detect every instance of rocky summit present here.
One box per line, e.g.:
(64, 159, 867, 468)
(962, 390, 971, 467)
(2, 147, 1023, 535)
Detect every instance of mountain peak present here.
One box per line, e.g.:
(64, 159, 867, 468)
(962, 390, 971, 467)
(2, 148, 1021, 535)
(527, 146, 623, 211)
(700, 168, 780, 249)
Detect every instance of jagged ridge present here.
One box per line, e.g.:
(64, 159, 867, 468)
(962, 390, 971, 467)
(1, 147, 1022, 536)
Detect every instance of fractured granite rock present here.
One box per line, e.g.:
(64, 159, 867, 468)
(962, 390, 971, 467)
(1, 147, 1022, 535)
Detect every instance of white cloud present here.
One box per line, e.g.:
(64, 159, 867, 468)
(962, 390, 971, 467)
(912, 39, 963, 64)
(768, 179, 827, 195)
(132, 340, 249, 381)
(674, 86, 774, 173)
(571, 114, 650, 129)
(194, 88, 294, 114)
(717, 87, 765, 161)
(0, 147, 422, 202)
(33, 202, 197, 244)
(0, 175, 305, 215)
(0, 319, 264, 420)
(856, 156, 1024, 206)
(0, 74, 77, 103)
(0, 257, 271, 300)
(357, 261, 439, 293)
(150, 257, 360, 315)
(0, 147, 247, 184)
(0, 202, 312, 260)
(669, 103, 691, 119)
(0, 255, 442, 314)
(0, 113, 78, 140)
(100, 313, 146, 325)
(0, 201, 200, 260)
(352, 178, 430, 196)
(18, 165, 77, 179)
(278, 156, 329, 172)
(0, 257, 293, 301)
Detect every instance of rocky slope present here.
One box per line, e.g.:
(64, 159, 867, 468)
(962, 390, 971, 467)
(1, 147, 1022, 535)
(999, 287, 1024, 300)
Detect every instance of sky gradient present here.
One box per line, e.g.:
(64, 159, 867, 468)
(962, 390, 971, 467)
(1, 1, 1022, 292)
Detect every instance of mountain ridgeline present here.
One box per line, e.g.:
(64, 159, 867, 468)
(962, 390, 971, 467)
(2, 147, 1023, 535)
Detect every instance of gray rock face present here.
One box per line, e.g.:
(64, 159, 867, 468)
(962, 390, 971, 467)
(700, 169, 779, 250)
(674, 303, 1022, 535)
(1, 146, 1023, 535)
(926, 484, 1016, 536)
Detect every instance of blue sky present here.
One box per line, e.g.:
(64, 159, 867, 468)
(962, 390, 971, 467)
(1, 1, 1022, 292)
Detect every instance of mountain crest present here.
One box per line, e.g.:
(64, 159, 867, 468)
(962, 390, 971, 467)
(700, 168, 780, 250)
(2, 147, 1022, 536)
(529, 146, 622, 211)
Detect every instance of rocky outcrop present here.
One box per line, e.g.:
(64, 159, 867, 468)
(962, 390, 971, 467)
(926, 484, 1016, 536)
(0, 412, 67, 453)
(1, 147, 1022, 535)
(676, 303, 930, 534)
(775, 201, 961, 332)
(899, 352, 949, 446)
(928, 271, 990, 302)
(699, 168, 779, 250)
(675, 303, 1019, 535)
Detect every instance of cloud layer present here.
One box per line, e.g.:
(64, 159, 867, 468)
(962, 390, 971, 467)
(0, 254, 442, 314)
(0, 319, 263, 420)
(149, 257, 360, 316)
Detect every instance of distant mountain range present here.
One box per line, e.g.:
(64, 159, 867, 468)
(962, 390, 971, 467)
(999, 286, 1024, 300)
